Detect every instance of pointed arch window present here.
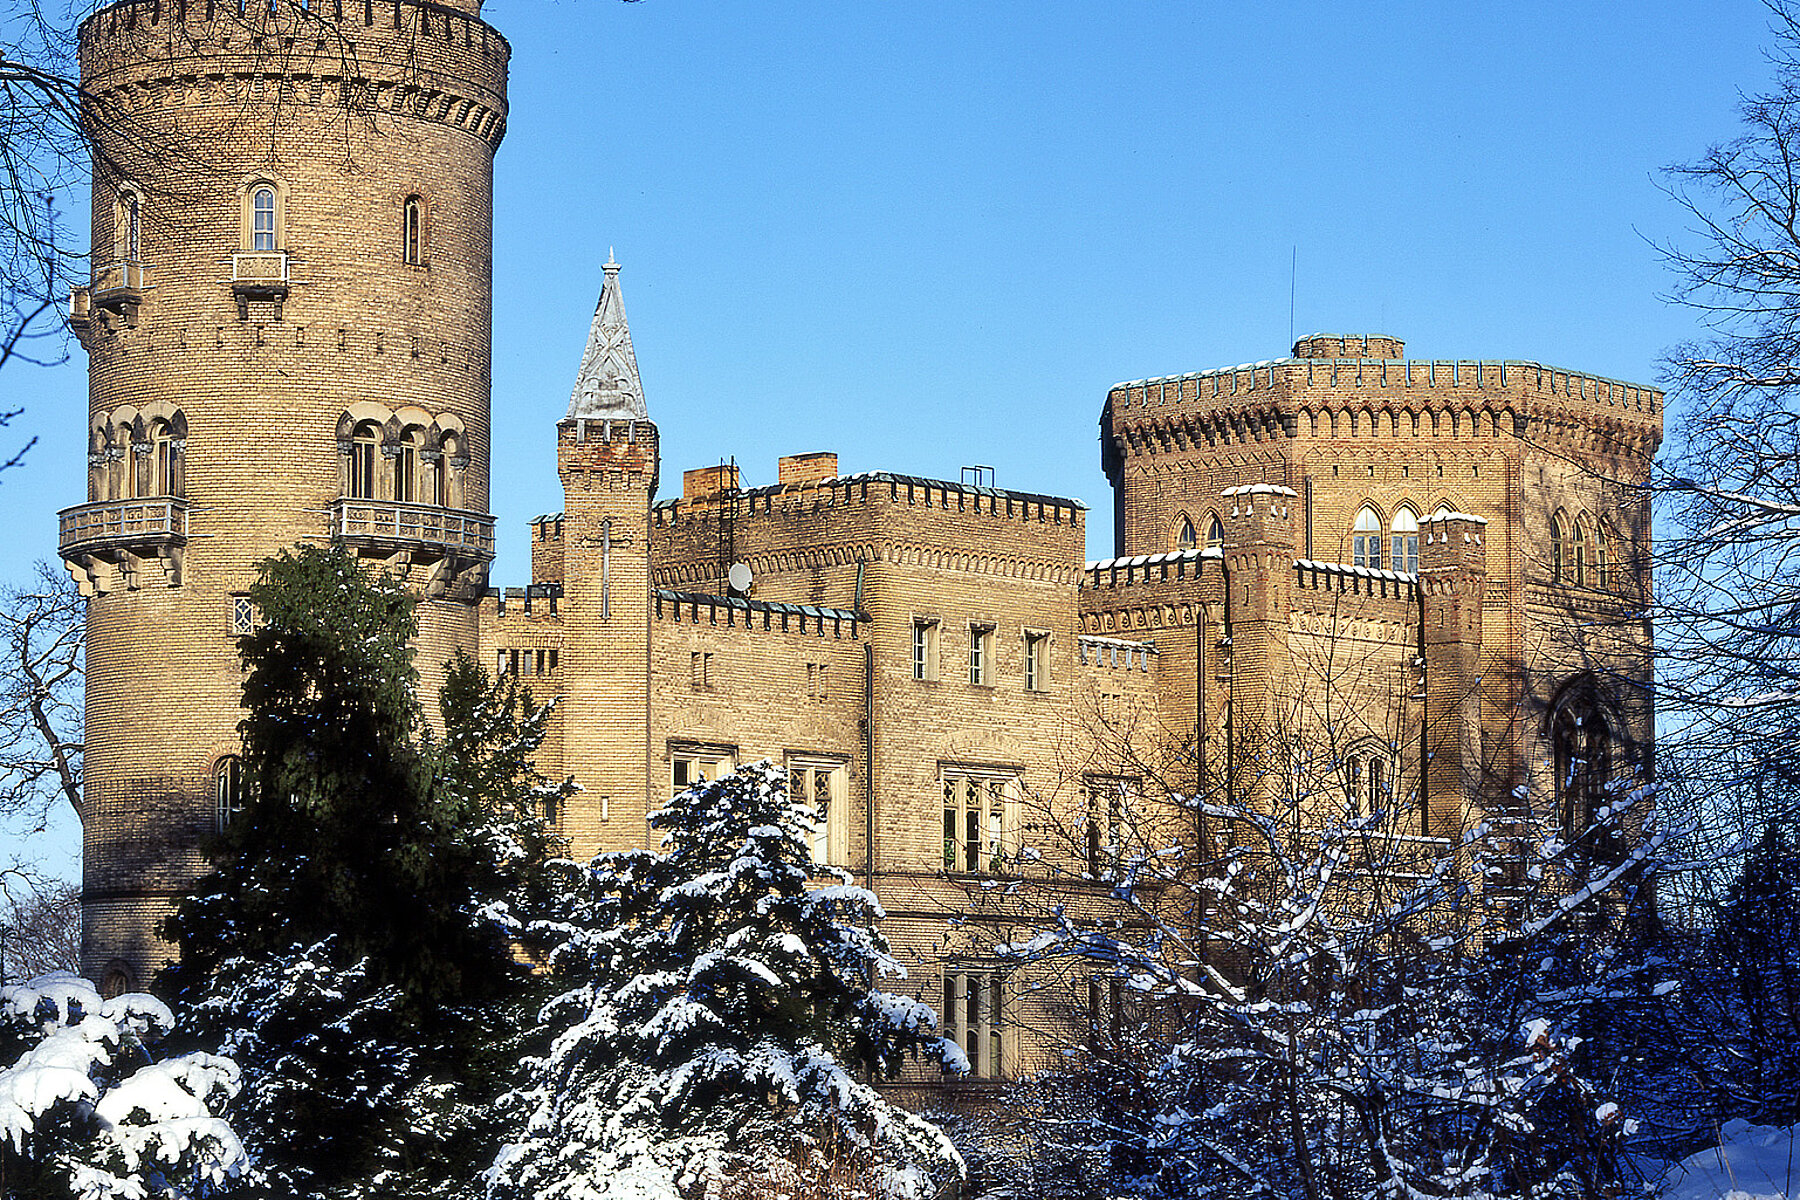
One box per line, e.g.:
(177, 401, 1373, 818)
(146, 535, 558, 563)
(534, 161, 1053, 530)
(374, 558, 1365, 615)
(1573, 518, 1589, 588)
(1594, 523, 1611, 591)
(215, 755, 245, 833)
(1205, 514, 1224, 552)
(151, 420, 181, 497)
(348, 423, 380, 499)
(1352, 506, 1382, 569)
(1551, 684, 1620, 860)
(1550, 514, 1566, 583)
(1176, 517, 1196, 551)
(121, 191, 141, 263)
(1390, 508, 1419, 574)
(438, 432, 461, 508)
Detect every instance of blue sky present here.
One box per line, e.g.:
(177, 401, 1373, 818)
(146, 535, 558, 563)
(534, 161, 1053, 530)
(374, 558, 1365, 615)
(0, 0, 1780, 874)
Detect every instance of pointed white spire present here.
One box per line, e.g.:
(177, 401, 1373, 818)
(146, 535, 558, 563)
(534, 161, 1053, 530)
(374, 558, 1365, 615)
(566, 254, 646, 421)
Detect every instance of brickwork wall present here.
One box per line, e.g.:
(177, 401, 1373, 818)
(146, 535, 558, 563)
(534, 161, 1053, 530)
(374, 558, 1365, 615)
(74, 0, 506, 986)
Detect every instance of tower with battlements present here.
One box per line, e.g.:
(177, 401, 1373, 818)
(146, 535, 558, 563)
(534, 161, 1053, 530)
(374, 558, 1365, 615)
(63, 0, 508, 991)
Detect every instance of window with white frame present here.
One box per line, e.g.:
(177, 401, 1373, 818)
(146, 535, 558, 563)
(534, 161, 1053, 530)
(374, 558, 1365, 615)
(968, 624, 993, 686)
(942, 968, 1007, 1078)
(941, 768, 1017, 874)
(1085, 775, 1137, 876)
(215, 755, 245, 833)
(912, 619, 939, 681)
(789, 755, 848, 866)
(251, 185, 277, 251)
(1024, 631, 1047, 692)
(1352, 506, 1383, 569)
(672, 745, 733, 797)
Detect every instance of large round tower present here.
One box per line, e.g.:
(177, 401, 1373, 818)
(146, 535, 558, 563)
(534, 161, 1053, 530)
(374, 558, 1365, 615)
(63, 0, 508, 991)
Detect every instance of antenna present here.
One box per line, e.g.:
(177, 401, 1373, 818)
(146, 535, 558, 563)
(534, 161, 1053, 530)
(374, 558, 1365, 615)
(1289, 245, 1297, 350)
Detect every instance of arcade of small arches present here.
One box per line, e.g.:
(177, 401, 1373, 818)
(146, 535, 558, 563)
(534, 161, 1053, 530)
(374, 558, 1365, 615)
(87, 406, 186, 502)
(335, 406, 470, 508)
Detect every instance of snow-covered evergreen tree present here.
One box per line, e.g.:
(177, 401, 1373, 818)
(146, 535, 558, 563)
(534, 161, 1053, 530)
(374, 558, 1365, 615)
(487, 760, 964, 1200)
(0, 971, 244, 1200)
(160, 544, 566, 1199)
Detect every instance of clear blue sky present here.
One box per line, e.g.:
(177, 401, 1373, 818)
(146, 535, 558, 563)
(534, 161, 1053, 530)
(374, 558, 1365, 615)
(0, 0, 1780, 874)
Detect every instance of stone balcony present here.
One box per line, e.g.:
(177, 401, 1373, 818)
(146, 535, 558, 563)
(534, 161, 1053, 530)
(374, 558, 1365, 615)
(58, 497, 187, 594)
(329, 498, 495, 600)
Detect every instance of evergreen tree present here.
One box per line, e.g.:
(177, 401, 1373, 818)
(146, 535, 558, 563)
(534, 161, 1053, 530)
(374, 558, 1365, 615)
(160, 543, 565, 1199)
(488, 760, 964, 1200)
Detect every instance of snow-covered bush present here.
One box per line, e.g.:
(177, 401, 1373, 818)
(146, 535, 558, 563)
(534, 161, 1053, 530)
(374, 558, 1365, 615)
(0, 971, 244, 1200)
(996, 777, 1668, 1199)
(487, 760, 965, 1200)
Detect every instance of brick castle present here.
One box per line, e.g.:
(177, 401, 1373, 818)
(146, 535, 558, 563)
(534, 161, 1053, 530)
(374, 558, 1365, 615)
(59, 0, 1660, 1085)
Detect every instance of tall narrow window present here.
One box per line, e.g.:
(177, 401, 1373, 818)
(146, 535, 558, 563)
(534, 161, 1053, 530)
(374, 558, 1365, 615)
(1573, 518, 1589, 588)
(349, 423, 379, 499)
(1205, 513, 1224, 552)
(942, 969, 1007, 1078)
(969, 625, 993, 686)
(1344, 756, 1363, 814)
(439, 433, 460, 508)
(1550, 514, 1566, 583)
(791, 758, 847, 866)
(913, 620, 939, 682)
(1551, 686, 1617, 860)
(1352, 506, 1382, 569)
(1595, 524, 1611, 591)
(1085, 776, 1136, 876)
(394, 434, 418, 504)
(402, 196, 423, 265)
(1390, 507, 1419, 574)
(215, 755, 245, 832)
(252, 187, 277, 252)
(151, 421, 180, 497)
(1176, 517, 1196, 551)
(123, 192, 141, 262)
(1024, 632, 1047, 692)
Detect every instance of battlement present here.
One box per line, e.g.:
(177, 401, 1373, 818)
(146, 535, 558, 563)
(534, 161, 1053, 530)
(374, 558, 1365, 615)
(654, 589, 865, 640)
(1077, 635, 1157, 671)
(1293, 558, 1419, 601)
(79, 0, 510, 146)
(1292, 333, 1405, 360)
(653, 470, 1084, 529)
(1083, 547, 1217, 590)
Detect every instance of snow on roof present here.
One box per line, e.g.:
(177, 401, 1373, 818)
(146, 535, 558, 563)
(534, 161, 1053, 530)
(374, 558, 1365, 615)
(1221, 483, 1299, 498)
(1084, 547, 1219, 572)
(1419, 510, 1488, 525)
(1293, 558, 1418, 584)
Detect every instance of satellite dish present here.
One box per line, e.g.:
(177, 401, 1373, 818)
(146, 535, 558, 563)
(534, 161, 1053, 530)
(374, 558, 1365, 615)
(727, 562, 753, 595)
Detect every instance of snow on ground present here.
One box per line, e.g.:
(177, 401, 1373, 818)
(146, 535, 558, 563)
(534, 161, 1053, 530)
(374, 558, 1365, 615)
(1660, 1120, 1800, 1200)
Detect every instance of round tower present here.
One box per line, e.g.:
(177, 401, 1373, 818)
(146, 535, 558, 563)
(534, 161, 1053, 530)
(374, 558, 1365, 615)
(64, 0, 508, 991)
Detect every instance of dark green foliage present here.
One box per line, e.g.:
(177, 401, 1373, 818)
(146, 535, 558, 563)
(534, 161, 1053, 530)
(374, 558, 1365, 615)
(158, 543, 568, 1198)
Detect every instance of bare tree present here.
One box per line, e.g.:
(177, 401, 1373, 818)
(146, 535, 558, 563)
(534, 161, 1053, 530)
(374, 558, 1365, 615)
(0, 876, 79, 981)
(0, 560, 82, 823)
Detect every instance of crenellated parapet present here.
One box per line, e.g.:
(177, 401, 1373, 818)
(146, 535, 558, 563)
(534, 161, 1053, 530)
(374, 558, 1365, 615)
(79, 0, 509, 150)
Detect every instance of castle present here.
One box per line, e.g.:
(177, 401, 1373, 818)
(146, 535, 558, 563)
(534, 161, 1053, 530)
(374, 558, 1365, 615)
(59, 0, 1660, 1086)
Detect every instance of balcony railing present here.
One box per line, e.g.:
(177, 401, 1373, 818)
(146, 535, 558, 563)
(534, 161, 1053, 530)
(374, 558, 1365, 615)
(58, 498, 188, 555)
(330, 499, 495, 562)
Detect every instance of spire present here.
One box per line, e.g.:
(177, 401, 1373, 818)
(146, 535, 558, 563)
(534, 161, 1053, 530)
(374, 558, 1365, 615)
(566, 253, 647, 421)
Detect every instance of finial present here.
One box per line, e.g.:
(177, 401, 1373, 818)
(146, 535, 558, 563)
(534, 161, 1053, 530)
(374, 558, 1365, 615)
(605, 246, 619, 273)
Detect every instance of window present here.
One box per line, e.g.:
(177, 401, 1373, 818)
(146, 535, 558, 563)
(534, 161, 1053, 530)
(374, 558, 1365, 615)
(690, 651, 714, 691)
(805, 661, 829, 702)
(941, 769, 1016, 873)
(130, 437, 152, 498)
(672, 746, 733, 797)
(151, 421, 181, 497)
(252, 186, 277, 251)
(393, 430, 423, 504)
(790, 757, 847, 865)
(1390, 508, 1419, 574)
(100, 963, 134, 1000)
(942, 968, 1006, 1078)
(1550, 513, 1567, 583)
(968, 625, 993, 686)
(402, 195, 424, 265)
(912, 619, 939, 681)
(1573, 518, 1589, 588)
(122, 191, 141, 262)
(229, 596, 255, 636)
(1024, 632, 1047, 692)
(1344, 756, 1363, 813)
(438, 432, 461, 508)
(348, 423, 379, 499)
(1551, 685, 1619, 860)
(1343, 753, 1386, 815)
(215, 755, 245, 832)
(1176, 517, 1196, 550)
(1085, 776, 1136, 876)
(1595, 524, 1611, 591)
(1205, 513, 1225, 552)
(1352, 506, 1382, 569)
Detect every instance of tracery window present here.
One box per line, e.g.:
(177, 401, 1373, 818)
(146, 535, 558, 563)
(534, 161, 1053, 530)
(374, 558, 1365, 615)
(1390, 507, 1419, 574)
(1352, 506, 1382, 569)
(1550, 683, 1620, 859)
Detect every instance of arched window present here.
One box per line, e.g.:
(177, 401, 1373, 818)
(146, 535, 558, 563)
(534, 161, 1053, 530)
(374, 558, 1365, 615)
(1550, 514, 1566, 583)
(252, 186, 277, 252)
(1390, 507, 1419, 574)
(1595, 523, 1611, 591)
(215, 755, 245, 833)
(1205, 514, 1224, 552)
(100, 962, 134, 1000)
(151, 420, 181, 497)
(1551, 683, 1618, 859)
(1573, 518, 1589, 588)
(394, 429, 423, 504)
(1176, 517, 1196, 551)
(1352, 506, 1382, 569)
(402, 196, 424, 265)
(348, 423, 380, 499)
(439, 432, 460, 509)
(122, 191, 141, 262)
